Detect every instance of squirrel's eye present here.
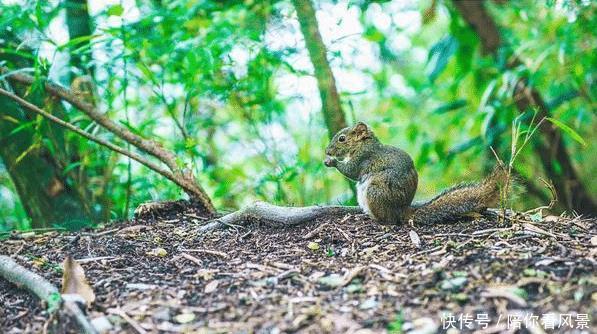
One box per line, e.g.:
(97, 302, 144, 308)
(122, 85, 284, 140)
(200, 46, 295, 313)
(338, 135, 346, 143)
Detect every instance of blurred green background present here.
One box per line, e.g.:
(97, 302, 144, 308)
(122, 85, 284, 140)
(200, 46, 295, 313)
(0, 0, 595, 231)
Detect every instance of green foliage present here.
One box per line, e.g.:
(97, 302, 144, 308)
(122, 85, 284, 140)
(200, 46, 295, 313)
(0, 0, 595, 230)
(387, 311, 404, 333)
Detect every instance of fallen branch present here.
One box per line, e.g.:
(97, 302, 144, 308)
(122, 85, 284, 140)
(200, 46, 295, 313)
(200, 201, 362, 232)
(108, 308, 147, 334)
(0, 256, 97, 334)
(2, 68, 215, 213)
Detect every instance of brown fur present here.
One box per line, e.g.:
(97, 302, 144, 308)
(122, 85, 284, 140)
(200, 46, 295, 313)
(325, 123, 507, 225)
(410, 167, 507, 224)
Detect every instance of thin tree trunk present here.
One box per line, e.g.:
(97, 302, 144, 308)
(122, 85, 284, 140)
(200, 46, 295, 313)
(65, 0, 94, 76)
(452, 0, 596, 214)
(292, 0, 347, 138)
(0, 92, 91, 228)
(0, 32, 92, 229)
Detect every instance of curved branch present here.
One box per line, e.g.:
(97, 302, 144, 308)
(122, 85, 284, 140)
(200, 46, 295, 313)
(200, 201, 362, 232)
(4, 70, 176, 168)
(0, 87, 204, 205)
(2, 68, 215, 213)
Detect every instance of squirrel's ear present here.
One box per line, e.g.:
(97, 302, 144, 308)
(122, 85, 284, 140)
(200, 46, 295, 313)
(354, 122, 368, 133)
(353, 122, 370, 138)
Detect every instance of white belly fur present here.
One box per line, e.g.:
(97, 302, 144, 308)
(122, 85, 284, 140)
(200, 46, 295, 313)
(356, 176, 371, 215)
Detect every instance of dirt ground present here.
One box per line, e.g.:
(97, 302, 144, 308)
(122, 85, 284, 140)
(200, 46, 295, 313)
(0, 201, 595, 333)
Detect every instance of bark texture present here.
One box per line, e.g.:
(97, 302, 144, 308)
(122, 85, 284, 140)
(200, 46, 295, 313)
(200, 201, 362, 232)
(0, 256, 98, 334)
(0, 32, 92, 228)
(65, 0, 94, 75)
(293, 0, 348, 138)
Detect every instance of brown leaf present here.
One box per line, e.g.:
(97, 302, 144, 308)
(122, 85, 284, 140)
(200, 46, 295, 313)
(409, 230, 421, 248)
(61, 256, 95, 306)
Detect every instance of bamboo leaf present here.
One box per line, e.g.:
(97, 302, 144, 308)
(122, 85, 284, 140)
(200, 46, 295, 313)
(107, 4, 124, 17)
(14, 143, 40, 165)
(63, 162, 82, 175)
(545, 117, 587, 147)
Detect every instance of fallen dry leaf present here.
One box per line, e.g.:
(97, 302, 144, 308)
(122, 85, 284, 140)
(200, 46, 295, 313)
(174, 312, 195, 324)
(409, 230, 421, 248)
(482, 286, 527, 307)
(61, 256, 95, 306)
(204, 280, 219, 293)
(147, 247, 168, 257)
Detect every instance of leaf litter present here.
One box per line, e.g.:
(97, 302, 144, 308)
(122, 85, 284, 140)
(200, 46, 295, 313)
(0, 201, 595, 333)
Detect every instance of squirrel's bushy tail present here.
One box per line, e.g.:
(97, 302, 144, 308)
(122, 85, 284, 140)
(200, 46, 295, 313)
(410, 167, 508, 224)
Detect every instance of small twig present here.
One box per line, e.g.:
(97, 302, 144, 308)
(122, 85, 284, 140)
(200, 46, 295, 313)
(245, 262, 280, 274)
(115, 225, 150, 235)
(108, 308, 147, 334)
(179, 248, 230, 259)
(523, 223, 557, 239)
(302, 222, 330, 240)
(340, 266, 365, 287)
(180, 252, 203, 266)
(335, 226, 352, 241)
(430, 233, 473, 238)
(276, 269, 300, 281)
(11, 240, 25, 258)
(184, 213, 209, 221)
(412, 245, 443, 257)
(75, 256, 117, 264)
(472, 227, 513, 236)
(82, 228, 120, 237)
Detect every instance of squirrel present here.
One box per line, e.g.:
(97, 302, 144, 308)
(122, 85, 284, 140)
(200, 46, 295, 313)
(324, 122, 506, 225)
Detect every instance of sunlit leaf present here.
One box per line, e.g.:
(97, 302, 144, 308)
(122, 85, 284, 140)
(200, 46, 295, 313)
(63, 162, 82, 175)
(432, 100, 467, 114)
(426, 35, 458, 82)
(545, 117, 587, 147)
(107, 4, 124, 17)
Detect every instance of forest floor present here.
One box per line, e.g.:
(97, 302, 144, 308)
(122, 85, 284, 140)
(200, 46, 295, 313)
(0, 201, 595, 334)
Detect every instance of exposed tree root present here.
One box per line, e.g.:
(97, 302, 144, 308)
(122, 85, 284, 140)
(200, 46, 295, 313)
(0, 255, 59, 308)
(199, 201, 362, 232)
(0, 256, 98, 334)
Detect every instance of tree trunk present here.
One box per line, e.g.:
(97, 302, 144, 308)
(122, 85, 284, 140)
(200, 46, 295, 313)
(65, 0, 94, 76)
(0, 93, 91, 229)
(452, 0, 596, 214)
(292, 0, 347, 138)
(0, 31, 92, 229)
